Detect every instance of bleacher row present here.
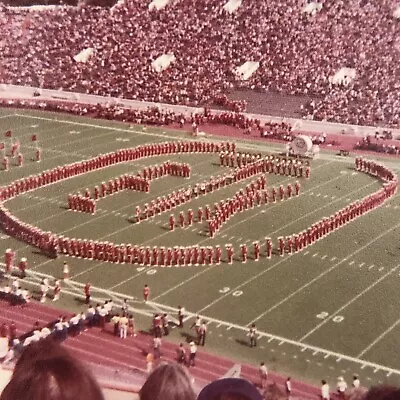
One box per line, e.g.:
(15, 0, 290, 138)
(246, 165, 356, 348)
(0, 0, 400, 127)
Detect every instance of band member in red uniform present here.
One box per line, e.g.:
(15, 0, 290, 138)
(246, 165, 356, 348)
(215, 245, 222, 265)
(36, 147, 41, 162)
(253, 241, 260, 261)
(279, 237, 285, 256)
(226, 244, 234, 265)
(143, 284, 150, 302)
(305, 164, 311, 179)
(169, 214, 175, 231)
(265, 237, 272, 258)
(5, 248, 15, 275)
(17, 153, 23, 167)
(279, 185, 285, 200)
(136, 206, 141, 223)
(295, 181, 301, 196)
(3, 156, 9, 171)
(187, 209, 194, 226)
(287, 184, 293, 198)
(197, 207, 203, 222)
(84, 282, 91, 304)
(179, 211, 185, 228)
(271, 187, 277, 203)
(19, 257, 27, 278)
(53, 280, 61, 301)
(287, 235, 293, 254)
(241, 244, 248, 263)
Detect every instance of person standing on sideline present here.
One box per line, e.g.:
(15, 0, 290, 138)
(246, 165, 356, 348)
(189, 341, 197, 367)
(146, 352, 154, 375)
(337, 377, 347, 399)
(198, 321, 207, 346)
(84, 283, 91, 304)
(259, 362, 268, 389)
(321, 380, 330, 400)
(352, 375, 360, 389)
(143, 284, 150, 302)
(248, 323, 257, 347)
(285, 377, 292, 398)
(63, 261, 70, 280)
(178, 305, 185, 328)
(153, 336, 161, 359)
(177, 342, 186, 365)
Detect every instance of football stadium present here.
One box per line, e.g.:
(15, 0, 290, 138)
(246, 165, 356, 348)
(0, 1, 399, 399)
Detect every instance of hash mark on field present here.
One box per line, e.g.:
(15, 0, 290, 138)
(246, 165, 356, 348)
(331, 195, 336, 199)
(303, 251, 309, 255)
(323, 195, 328, 198)
(279, 340, 284, 346)
(312, 351, 318, 356)
(221, 234, 228, 238)
(336, 358, 342, 362)
(226, 326, 232, 331)
(301, 347, 307, 352)
(359, 262, 365, 268)
(394, 206, 398, 209)
(321, 255, 327, 260)
(374, 369, 379, 374)
(361, 365, 367, 370)
(349, 261, 355, 266)
(368, 265, 375, 270)
(331, 257, 337, 261)
(312, 253, 318, 258)
(324, 354, 329, 359)
(309, 192, 314, 195)
(316, 193, 321, 197)
(378, 267, 384, 271)
(268, 338, 273, 343)
(229, 236, 235, 240)
(216, 323, 222, 328)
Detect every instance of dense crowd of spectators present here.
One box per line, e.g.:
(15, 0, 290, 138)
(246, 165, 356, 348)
(0, 0, 399, 127)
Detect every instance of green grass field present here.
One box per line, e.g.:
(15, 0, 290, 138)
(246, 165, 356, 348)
(0, 107, 400, 387)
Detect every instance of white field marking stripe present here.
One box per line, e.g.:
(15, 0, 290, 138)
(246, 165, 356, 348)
(147, 303, 400, 376)
(16, 113, 210, 143)
(153, 179, 377, 304)
(357, 318, 400, 358)
(243, 220, 400, 326)
(10, 156, 213, 258)
(299, 265, 400, 341)
(0, 114, 16, 119)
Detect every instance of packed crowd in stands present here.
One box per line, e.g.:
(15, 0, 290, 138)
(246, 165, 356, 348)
(0, 0, 399, 127)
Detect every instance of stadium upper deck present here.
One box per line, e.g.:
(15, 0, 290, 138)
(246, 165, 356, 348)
(0, 0, 399, 128)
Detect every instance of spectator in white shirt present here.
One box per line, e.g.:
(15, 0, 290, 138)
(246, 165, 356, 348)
(321, 380, 330, 400)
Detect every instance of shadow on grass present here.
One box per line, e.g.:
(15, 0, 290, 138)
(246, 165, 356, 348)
(180, 331, 197, 343)
(235, 338, 250, 347)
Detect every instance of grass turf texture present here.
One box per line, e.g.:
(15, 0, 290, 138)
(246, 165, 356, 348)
(1, 107, 400, 387)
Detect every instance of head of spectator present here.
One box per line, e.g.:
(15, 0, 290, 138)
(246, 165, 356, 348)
(0, 339, 104, 400)
(197, 378, 263, 400)
(140, 362, 195, 400)
(362, 385, 400, 400)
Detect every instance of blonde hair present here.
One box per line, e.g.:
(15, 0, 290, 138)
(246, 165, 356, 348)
(139, 363, 195, 400)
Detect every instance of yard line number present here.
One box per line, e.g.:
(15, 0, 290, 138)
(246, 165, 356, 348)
(316, 311, 344, 323)
(219, 287, 243, 297)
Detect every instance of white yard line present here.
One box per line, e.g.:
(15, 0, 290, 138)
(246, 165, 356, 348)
(299, 264, 399, 341)
(0, 114, 16, 119)
(357, 318, 400, 358)
(152, 179, 377, 304)
(205, 220, 400, 322)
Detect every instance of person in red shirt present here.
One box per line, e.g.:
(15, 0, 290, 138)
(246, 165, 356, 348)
(226, 244, 234, 265)
(5, 248, 15, 275)
(17, 153, 23, 167)
(265, 237, 272, 258)
(143, 284, 150, 302)
(241, 244, 248, 263)
(169, 214, 175, 231)
(84, 283, 91, 304)
(253, 241, 260, 261)
(19, 257, 27, 278)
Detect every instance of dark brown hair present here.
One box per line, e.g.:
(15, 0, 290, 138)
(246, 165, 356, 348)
(1, 339, 104, 400)
(139, 363, 195, 400)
